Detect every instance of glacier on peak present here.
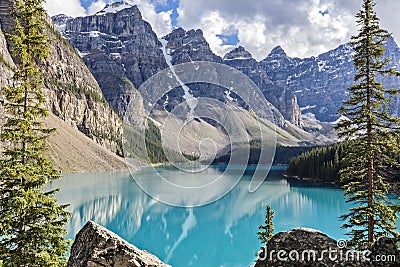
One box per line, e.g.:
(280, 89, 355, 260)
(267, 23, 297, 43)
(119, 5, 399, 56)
(96, 1, 133, 15)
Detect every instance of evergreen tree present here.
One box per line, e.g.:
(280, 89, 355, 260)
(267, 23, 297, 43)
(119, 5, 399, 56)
(257, 204, 275, 244)
(0, 0, 70, 265)
(335, 0, 400, 248)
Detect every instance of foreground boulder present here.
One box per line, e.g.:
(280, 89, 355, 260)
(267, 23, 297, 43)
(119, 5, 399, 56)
(254, 228, 399, 267)
(67, 221, 170, 267)
(370, 237, 400, 267)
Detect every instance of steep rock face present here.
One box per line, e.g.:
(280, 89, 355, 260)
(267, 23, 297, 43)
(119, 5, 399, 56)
(0, 0, 123, 154)
(52, 4, 307, 133)
(262, 39, 400, 122)
(58, 4, 303, 128)
(160, 30, 297, 127)
(0, 0, 13, 31)
(223, 46, 303, 127)
(59, 2, 167, 115)
(0, 20, 14, 132)
(163, 28, 222, 64)
(67, 221, 170, 267)
(44, 22, 123, 152)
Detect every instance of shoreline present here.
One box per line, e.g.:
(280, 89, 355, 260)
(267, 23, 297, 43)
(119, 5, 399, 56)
(284, 174, 400, 196)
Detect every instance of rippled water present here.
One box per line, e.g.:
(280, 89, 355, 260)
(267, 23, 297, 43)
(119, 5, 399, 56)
(46, 166, 399, 267)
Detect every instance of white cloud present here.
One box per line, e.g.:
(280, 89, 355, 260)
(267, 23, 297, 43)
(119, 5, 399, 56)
(376, 0, 400, 45)
(44, 0, 87, 17)
(194, 11, 235, 59)
(45, 0, 400, 60)
(87, 0, 107, 15)
(45, 0, 172, 37)
(126, 0, 173, 37)
(177, 0, 400, 60)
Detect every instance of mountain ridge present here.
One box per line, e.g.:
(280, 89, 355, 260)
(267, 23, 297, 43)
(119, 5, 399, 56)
(51, 1, 400, 148)
(54, 9, 306, 131)
(0, 0, 127, 171)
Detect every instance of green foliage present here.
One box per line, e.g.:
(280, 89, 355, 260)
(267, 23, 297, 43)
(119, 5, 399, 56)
(257, 204, 275, 245)
(335, 0, 400, 249)
(46, 78, 107, 104)
(213, 141, 312, 165)
(144, 119, 168, 163)
(287, 138, 400, 187)
(0, 0, 71, 265)
(123, 119, 200, 164)
(286, 142, 347, 183)
(123, 120, 167, 164)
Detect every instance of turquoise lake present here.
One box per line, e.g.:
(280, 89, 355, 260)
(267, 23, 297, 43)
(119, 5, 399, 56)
(46, 166, 399, 267)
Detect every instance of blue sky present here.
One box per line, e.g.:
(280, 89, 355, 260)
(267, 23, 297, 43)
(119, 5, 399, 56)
(44, 0, 400, 61)
(150, 0, 179, 27)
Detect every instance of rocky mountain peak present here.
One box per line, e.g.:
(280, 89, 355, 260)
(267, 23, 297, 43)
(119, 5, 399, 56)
(162, 27, 222, 64)
(261, 37, 400, 122)
(163, 27, 186, 39)
(163, 28, 206, 46)
(51, 14, 72, 24)
(54, 1, 167, 115)
(267, 45, 288, 58)
(96, 1, 134, 16)
(223, 46, 253, 61)
(51, 14, 72, 32)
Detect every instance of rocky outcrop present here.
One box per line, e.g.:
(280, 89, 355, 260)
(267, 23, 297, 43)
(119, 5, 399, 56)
(67, 221, 170, 267)
(254, 228, 399, 267)
(0, 0, 123, 154)
(370, 237, 400, 267)
(223, 46, 253, 61)
(51, 14, 72, 32)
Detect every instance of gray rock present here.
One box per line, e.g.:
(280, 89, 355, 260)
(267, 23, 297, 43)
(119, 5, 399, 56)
(370, 237, 400, 267)
(255, 228, 349, 267)
(163, 28, 223, 64)
(261, 39, 400, 122)
(67, 221, 170, 267)
(223, 46, 303, 127)
(55, 2, 167, 115)
(54, 7, 303, 129)
(254, 228, 399, 267)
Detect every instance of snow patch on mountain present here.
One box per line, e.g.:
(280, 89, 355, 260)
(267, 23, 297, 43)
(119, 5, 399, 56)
(224, 56, 251, 61)
(329, 115, 349, 125)
(96, 2, 132, 15)
(302, 112, 318, 122)
(160, 38, 198, 118)
(300, 105, 316, 111)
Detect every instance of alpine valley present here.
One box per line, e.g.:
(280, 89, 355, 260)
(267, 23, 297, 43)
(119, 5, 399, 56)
(51, 2, 400, 152)
(2, 0, 400, 167)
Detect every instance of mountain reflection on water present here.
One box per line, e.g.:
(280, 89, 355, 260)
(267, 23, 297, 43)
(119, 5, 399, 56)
(46, 166, 383, 267)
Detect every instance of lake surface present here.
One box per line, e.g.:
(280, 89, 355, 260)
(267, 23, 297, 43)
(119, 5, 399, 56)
(46, 166, 399, 267)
